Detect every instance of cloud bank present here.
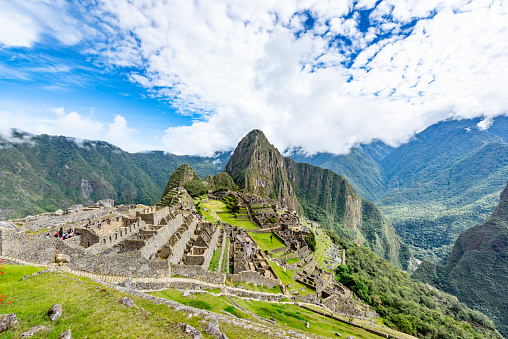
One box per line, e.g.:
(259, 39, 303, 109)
(1, 0, 508, 156)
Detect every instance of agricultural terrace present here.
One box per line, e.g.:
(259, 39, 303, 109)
(268, 261, 315, 297)
(248, 232, 286, 253)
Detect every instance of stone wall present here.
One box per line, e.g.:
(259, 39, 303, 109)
(11, 206, 111, 232)
(140, 214, 183, 260)
(166, 216, 198, 264)
(171, 264, 226, 284)
(136, 206, 170, 226)
(230, 270, 281, 289)
(200, 225, 220, 271)
(88, 218, 146, 253)
(56, 241, 170, 277)
(0, 229, 56, 263)
(78, 228, 99, 248)
(226, 287, 286, 302)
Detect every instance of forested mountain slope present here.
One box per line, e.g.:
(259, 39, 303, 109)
(0, 131, 224, 220)
(291, 117, 508, 262)
(412, 181, 508, 338)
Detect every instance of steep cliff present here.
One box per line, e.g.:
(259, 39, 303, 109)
(225, 130, 299, 211)
(412, 181, 508, 337)
(225, 130, 410, 269)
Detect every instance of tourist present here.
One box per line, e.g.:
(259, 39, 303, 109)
(45, 233, 50, 239)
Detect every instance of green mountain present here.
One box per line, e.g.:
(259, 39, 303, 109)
(330, 234, 501, 339)
(0, 131, 225, 220)
(291, 117, 508, 262)
(225, 130, 411, 269)
(412, 181, 508, 338)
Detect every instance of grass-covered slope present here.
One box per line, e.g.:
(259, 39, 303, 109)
(412, 181, 508, 338)
(0, 265, 279, 338)
(0, 132, 223, 220)
(327, 234, 502, 339)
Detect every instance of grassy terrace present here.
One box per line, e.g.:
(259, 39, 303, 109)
(198, 200, 259, 229)
(232, 281, 283, 294)
(268, 261, 315, 296)
(208, 245, 223, 272)
(248, 232, 286, 252)
(221, 238, 230, 273)
(150, 289, 250, 320)
(232, 298, 384, 339)
(1, 265, 270, 339)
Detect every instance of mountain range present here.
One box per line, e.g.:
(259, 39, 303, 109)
(0, 131, 228, 220)
(412, 180, 508, 337)
(291, 116, 508, 262)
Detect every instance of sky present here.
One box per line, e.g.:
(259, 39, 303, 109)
(0, 0, 507, 155)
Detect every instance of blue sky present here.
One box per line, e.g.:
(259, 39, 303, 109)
(1, 0, 507, 155)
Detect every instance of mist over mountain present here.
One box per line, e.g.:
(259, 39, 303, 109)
(290, 116, 508, 262)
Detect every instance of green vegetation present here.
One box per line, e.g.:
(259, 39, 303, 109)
(304, 231, 316, 251)
(267, 261, 314, 296)
(233, 298, 384, 339)
(292, 117, 508, 263)
(233, 282, 282, 294)
(412, 182, 508, 338)
(224, 129, 410, 270)
(150, 289, 250, 320)
(0, 265, 270, 339)
(248, 232, 285, 252)
(208, 246, 222, 272)
(327, 234, 501, 339)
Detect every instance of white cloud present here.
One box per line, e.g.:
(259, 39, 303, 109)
(4, 0, 508, 156)
(0, 107, 148, 153)
(0, 0, 86, 48)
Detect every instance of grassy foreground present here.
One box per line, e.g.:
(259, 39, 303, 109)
(0, 265, 268, 339)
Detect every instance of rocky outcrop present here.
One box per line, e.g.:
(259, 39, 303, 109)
(48, 303, 63, 321)
(225, 130, 410, 269)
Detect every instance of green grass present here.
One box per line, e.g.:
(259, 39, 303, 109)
(286, 257, 300, 265)
(267, 261, 315, 296)
(248, 232, 286, 252)
(150, 289, 251, 320)
(233, 298, 384, 339)
(0, 265, 271, 339)
(233, 282, 283, 294)
(219, 213, 258, 229)
(208, 246, 223, 272)
(221, 238, 230, 273)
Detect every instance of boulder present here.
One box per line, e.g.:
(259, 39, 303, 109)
(205, 320, 221, 336)
(48, 303, 63, 321)
(121, 297, 135, 307)
(55, 254, 71, 263)
(59, 329, 72, 339)
(182, 290, 192, 297)
(305, 321, 309, 328)
(20, 325, 46, 338)
(0, 313, 18, 332)
(183, 324, 202, 339)
(218, 333, 229, 339)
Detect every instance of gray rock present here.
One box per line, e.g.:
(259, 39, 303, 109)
(346, 336, 355, 339)
(305, 321, 309, 328)
(218, 333, 229, 339)
(20, 325, 46, 338)
(123, 277, 132, 288)
(184, 324, 202, 339)
(48, 303, 63, 321)
(59, 329, 72, 339)
(270, 317, 277, 322)
(55, 253, 71, 263)
(121, 297, 135, 307)
(335, 333, 342, 337)
(0, 313, 18, 332)
(0, 221, 20, 232)
(182, 290, 191, 297)
(205, 321, 221, 336)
